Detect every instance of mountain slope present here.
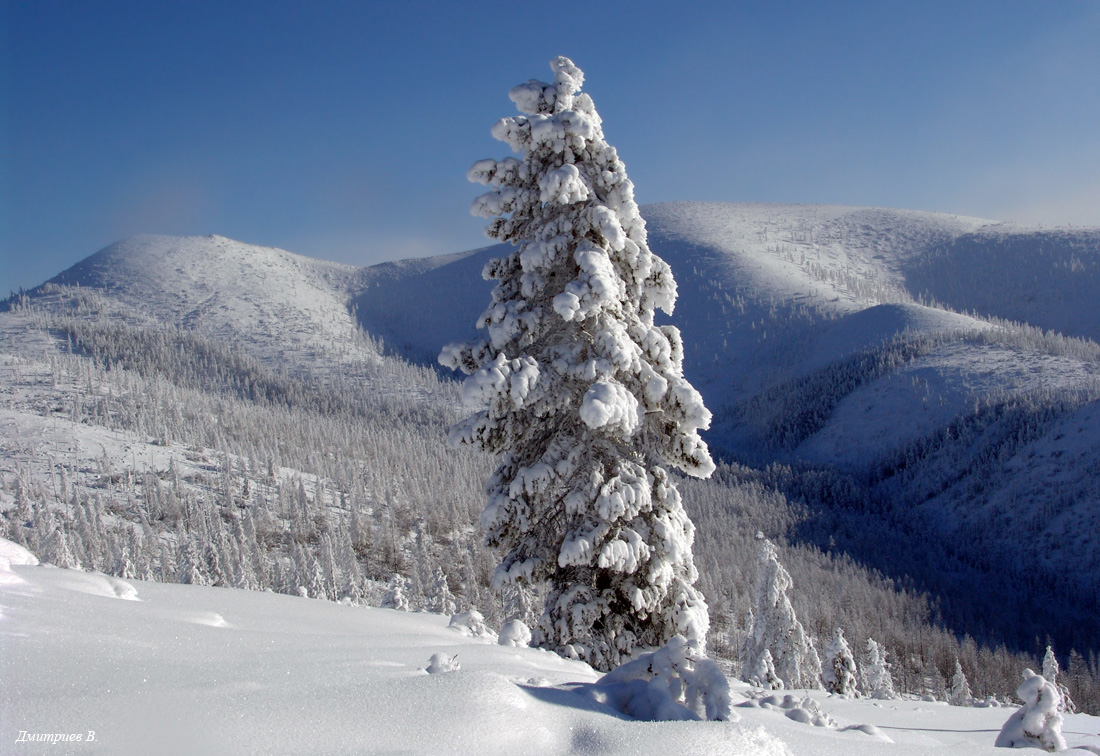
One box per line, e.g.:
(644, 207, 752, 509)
(4, 202, 1100, 707)
(338, 202, 1100, 652)
(46, 234, 378, 372)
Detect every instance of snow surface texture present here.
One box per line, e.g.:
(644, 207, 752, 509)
(4, 548, 1098, 755)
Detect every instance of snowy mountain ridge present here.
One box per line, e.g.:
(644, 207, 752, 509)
(46, 233, 379, 372)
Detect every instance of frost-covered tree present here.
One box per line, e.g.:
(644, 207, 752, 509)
(382, 574, 411, 612)
(427, 566, 458, 616)
(823, 627, 858, 696)
(1043, 645, 1076, 714)
(745, 647, 781, 690)
(949, 659, 973, 706)
(740, 537, 821, 689)
(440, 57, 714, 671)
(865, 638, 897, 700)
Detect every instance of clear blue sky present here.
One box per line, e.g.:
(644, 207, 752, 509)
(3, 0, 1099, 293)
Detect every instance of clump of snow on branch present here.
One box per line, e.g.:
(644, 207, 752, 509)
(995, 669, 1067, 752)
(440, 56, 716, 671)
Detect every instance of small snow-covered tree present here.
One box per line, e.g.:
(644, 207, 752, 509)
(1043, 645, 1076, 714)
(746, 647, 781, 690)
(47, 525, 82, 570)
(995, 669, 1067, 752)
(823, 627, 858, 696)
(949, 659, 973, 706)
(740, 537, 821, 689)
(441, 57, 714, 671)
(865, 638, 897, 700)
(427, 566, 458, 616)
(1043, 646, 1060, 683)
(382, 574, 411, 611)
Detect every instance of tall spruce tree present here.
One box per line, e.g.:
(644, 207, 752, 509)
(441, 56, 715, 671)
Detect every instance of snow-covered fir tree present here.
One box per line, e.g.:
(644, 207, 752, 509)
(382, 574, 411, 612)
(823, 627, 858, 696)
(1043, 645, 1077, 714)
(1043, 645, 1060, 683)
(440, 56, 715, 671)
(950, 659, 973, 706)
(865, 638, 898, 700)
(427, 566, 458, 616)
(740, 537, 822, 689)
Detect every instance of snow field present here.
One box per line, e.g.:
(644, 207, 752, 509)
(3, 545, 1099, 755)
(2, 546, 792, 756)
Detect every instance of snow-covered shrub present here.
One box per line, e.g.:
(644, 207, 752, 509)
(740, 537, 822, 689)
(744, 646, 781, 690)
(864, 638, 897, 700)
(441, 57, 714, 671)
(589, 635, 731, 721)
(426, 652, 461, 675)
(498, 619, 532, 647)
(449, 610, 496, 639)
(995, 669, 1067, 752)
(823, 628, 858, 696)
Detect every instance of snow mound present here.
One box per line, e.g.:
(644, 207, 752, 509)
(586, 635, 732, 722)
(498, 619, 532, 647)
(995, 670, 1067, 752)
(742, 692, 837, 729)
(426, 652, 462, 674)
(0, 537, 39, 566)
(449, 610, 496, 639)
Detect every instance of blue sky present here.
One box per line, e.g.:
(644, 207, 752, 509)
(3, 0, 1099, 293)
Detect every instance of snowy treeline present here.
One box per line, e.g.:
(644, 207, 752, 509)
(1, 300, 499, 617)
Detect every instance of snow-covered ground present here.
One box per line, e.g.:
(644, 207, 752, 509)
(3, 538, 1098, 756)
